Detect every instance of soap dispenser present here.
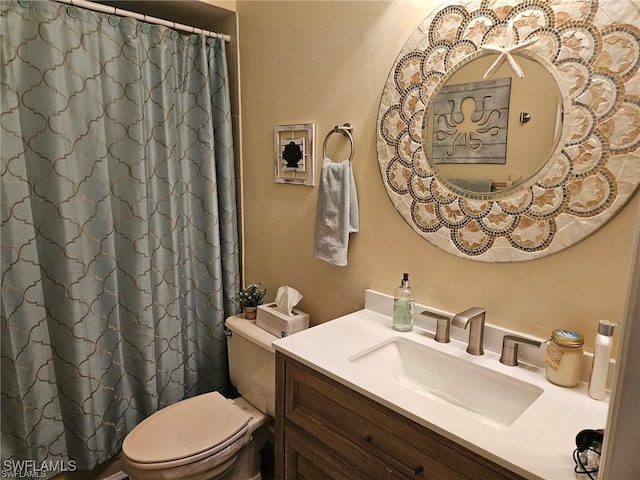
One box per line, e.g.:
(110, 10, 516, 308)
(588, 320, 617, 400)
(392, 273, 414, 332)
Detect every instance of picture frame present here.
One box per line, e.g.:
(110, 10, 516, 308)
(273, 123, 315, 186)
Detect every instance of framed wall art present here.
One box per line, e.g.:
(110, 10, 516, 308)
(273, 123, 315, 186)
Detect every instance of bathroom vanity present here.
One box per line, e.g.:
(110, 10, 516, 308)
(273, 290, 609, 479)
(277, 354, 522, 479)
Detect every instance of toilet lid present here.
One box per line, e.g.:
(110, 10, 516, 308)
(123, 392, 251, 465)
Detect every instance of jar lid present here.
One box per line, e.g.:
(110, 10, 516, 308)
(597, 320, 617, 337)
(551, 329, 584, 347)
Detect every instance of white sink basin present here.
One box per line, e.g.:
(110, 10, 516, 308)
(349, 337, 543, 429)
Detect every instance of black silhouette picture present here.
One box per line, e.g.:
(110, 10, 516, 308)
(283, 141, 303, 169)
(281, 138, 305, 172)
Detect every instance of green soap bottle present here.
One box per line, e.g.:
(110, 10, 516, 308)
(393, 273, 414, 332)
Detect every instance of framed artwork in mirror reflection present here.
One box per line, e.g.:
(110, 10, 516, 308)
(432, 78, 510, 165)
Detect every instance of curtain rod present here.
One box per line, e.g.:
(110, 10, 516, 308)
(54, 0, 231, 42)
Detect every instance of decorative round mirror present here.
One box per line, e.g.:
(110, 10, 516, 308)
(377, 0, 640, 262)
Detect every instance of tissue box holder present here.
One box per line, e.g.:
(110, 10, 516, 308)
(257, 303, 309, 338)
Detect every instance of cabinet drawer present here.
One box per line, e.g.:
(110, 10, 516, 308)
(279, 353, 523, 480)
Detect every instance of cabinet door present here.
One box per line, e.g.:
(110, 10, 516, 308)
(283, 423, 371, 480)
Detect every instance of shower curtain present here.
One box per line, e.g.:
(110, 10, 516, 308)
(1, 0, 240, 475)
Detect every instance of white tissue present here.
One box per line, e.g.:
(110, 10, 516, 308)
(275, 286, 303, 316)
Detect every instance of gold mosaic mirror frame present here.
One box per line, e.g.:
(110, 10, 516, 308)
(377, 0, 640, 262)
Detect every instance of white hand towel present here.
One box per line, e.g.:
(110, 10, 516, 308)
(314, 158, 359, 266)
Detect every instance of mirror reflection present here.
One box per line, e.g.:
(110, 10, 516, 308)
(423, 53, 564, 195)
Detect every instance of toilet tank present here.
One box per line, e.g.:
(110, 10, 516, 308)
(225, 315, 276, 417)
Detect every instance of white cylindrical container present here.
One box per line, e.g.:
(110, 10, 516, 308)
(588, 320, 617, 400)
(545, 329, 584, 387)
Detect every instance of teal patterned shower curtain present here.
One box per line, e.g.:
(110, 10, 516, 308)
(1, 0, 239, 475)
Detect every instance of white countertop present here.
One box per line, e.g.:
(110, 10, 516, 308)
(273, 290, 609, 480)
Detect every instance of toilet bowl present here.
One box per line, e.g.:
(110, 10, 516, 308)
(122, 315, 276, 480)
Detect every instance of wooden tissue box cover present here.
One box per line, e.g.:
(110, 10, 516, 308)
(257, 303, 309, 338)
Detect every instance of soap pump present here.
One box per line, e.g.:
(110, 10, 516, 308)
(392, 273, 414, 332)
(588, 320, 617, 400)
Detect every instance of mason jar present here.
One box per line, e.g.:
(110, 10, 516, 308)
(544, 329, 584, 387)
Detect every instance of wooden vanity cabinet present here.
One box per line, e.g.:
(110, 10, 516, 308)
(276, 352, 525, 480)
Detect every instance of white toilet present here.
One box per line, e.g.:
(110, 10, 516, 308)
(121, 315, 276, 480)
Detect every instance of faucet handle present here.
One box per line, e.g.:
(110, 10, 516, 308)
(420, 311, 452, 343)
(500, 335, 542, 366)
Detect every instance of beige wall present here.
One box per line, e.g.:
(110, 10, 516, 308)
(237, 0, 639, 353)
(201, 0, 237, 12)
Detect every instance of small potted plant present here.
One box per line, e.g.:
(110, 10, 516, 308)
(233, 282, 267, 319)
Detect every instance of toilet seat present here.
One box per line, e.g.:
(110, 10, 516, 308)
(123, 392, 252, 470)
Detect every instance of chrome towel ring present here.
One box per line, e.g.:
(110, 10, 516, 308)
(322, 123, 355, 162)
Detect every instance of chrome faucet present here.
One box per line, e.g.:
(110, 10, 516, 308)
(452, 307, 486, 355)
(500, 335, 542, 366)
(420, 310, 452, 343)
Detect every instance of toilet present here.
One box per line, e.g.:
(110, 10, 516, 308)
(121, 315, 276, 480)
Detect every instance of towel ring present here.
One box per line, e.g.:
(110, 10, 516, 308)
(323, 123, 355, 162)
